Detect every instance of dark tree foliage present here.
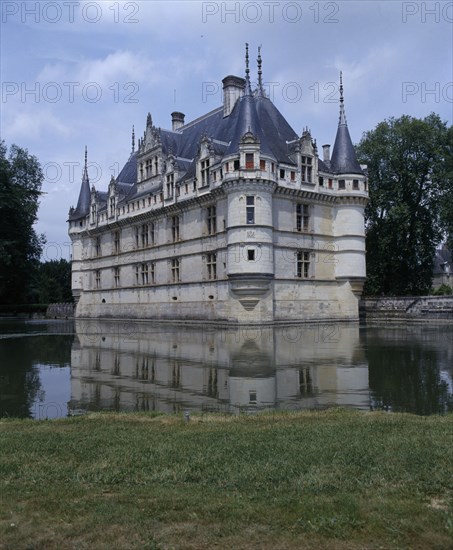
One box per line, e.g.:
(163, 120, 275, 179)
(0, 141, 45, 304)
(33, 259, 73, 304)
(357, 114, 452, 296)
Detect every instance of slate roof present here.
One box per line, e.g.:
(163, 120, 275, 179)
(70, 68, 362, 217)
(330, 123, 364, 175)
(69, 150, 91, 220)
(329, 75, 363, 175)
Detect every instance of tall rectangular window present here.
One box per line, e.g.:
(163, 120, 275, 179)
(246, 196, 255, 224)
(141, 263, 149, 285)
(207, 252, 217, 280)
(95, 270, 101, 289)
(114, 267, 120, 288)
(353, 179, 359, 190)
(207, 205, 217, 235)
(296, 204, 309, 232)
(109, 196, 115, 215)
(150, 222, 155, 245)
(260, 159, 266, 170)
(339, 179, 346, 190)
(297, 251, 310, 278)
(141, 224, 149, 248)
(150, 262, 155, 284)
(166, 173, 174, 197)
(113, 230, 120, 254)
(301, 156, 312, 183)
(201, 159, 210, 186)
(135, 264, 140, 286)
(245, 153, 254, 169)
(95, 237, 101, 257)
(171, 215, 180, 242)
(135, 226, 139, 248)
(171, 258, 180, 283)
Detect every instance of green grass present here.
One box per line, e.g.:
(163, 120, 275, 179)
(0, 409, 452, 549)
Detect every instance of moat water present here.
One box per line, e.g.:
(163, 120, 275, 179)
(0, 318, 452, 419)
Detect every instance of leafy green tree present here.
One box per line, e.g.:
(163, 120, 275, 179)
(34, 259, 73, 304)
(357, 114, 452, 296)
(0, 141, 45, 304)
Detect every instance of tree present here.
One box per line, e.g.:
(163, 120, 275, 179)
(0, 141, 45, 304)
(34, 259, 73, 304)
(357, 114, 452, 296)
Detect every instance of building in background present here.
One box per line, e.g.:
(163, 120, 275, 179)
(68, 46, 368, 323)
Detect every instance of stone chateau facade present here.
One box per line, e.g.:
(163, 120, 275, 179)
(68, 46, 368, 323)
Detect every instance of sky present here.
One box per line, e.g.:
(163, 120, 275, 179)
(1, 0, 452, 260)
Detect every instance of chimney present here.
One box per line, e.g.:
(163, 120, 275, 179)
(171, 111, 185, 131)
(222, 75, 246, 117)
(322, 144, 330, 162)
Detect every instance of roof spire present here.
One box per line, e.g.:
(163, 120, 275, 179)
(83, 146, 88, 181)
(330, 71, 363, 175)
(69, 146, 91, 219)
(256, 45, 266, 97)
(244, 42, 252, 96)
(131, 125, 135, 152)
(339, 71, 347, 125)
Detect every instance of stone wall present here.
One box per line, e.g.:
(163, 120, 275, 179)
(360, 296, 453, 322)
(46, 303, 75, 319)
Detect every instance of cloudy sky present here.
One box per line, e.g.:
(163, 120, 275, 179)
(1, 0, 452, 260)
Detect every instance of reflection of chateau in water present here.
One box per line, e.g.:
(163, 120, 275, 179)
(69, 321, 370, 414)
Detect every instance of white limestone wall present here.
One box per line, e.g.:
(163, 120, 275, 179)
(333, 203, 366, 280)
(226, 184, 274, 276)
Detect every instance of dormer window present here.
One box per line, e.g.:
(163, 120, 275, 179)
(109, 196, 116, 216)
(166, 173, 174, 197)
(353, 179, 359, 190)
(301, 156, 312, 183)
(339, 179, 346, 190)
(201, 159, 210, 186)
(145, 159, 152, 178)
(91, 203, 97, 222)
(234, 159, 239, 171)
(245, 153, 254, 169)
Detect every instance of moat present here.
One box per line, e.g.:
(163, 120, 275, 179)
(0, 318, 452, 419)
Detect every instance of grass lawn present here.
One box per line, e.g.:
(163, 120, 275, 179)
(0, 409, 452, 549)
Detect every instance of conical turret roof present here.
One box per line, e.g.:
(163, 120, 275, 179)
(330, 73, 363, 175)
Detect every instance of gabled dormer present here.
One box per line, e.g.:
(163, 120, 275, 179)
(108, 176, 118, 219)
(239, 131, 260, 171)
(299, 128, 316, 184)
(197, 136, 214, 189)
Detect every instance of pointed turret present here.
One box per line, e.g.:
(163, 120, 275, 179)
(330, 73, 363, 175)
(131, 125, 135, 152)
(70, 146, 91, 219)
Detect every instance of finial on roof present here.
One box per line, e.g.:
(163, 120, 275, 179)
(256, 45, 266, 97)
(82, 146, 89, 183)
(146, 112, 152, 128)
(132, 125, 135, 152)
(339, 71, 347, 126)
(244, 42, 252, 96)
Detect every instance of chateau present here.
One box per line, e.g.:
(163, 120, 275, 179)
(68, 47, 368, 324)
